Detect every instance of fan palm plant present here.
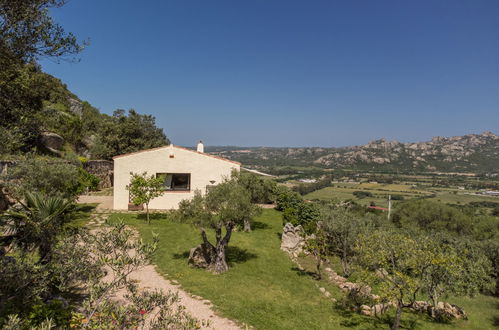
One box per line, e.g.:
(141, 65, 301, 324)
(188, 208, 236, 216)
(1, 192, 75, 263)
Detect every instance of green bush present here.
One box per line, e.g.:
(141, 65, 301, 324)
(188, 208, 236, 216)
(77, 167, 100, 192)
(28, 300, 72, 328)
(352, 191, 373, 199)
(275, 186, 303, 211)
(276, 186, 320, 232)
(1, 158, 91, 200)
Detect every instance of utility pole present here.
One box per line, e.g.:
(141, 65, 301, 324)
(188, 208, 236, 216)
(387, 194, 392, 221)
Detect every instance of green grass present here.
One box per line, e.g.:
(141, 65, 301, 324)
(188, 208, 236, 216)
(68, 203, 97, 228)
(109, 209, 498, 329)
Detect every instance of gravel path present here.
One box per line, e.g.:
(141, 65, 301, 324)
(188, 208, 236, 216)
(81, 196, 242, 330)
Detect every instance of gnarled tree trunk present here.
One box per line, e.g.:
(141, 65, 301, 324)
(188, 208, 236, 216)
(208, 222, 234, 274)
(243, 218, 251, 232)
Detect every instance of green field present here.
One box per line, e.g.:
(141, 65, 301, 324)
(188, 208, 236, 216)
(305, 182, 499, 209)
(110, 209, 498, 329)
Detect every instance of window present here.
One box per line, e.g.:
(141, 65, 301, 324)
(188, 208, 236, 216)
(157, 173, 190, 191)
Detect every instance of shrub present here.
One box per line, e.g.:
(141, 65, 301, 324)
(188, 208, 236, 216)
(77, 167, 100, 192)
(275, 186, 303, 211)
(1, 158, 92, 200)
(352, 191, 373, 199)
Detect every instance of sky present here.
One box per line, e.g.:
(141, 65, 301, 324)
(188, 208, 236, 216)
(40, 0, 499, 147)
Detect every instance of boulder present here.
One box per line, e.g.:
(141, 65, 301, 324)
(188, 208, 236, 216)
(40, 132, 64, 153)
(280, 223, 305, 257)
(429, 302, 467, 321)
(372, 303, 390, 316)
(69, 98, 83, 116)
(360, 305, 372, 316)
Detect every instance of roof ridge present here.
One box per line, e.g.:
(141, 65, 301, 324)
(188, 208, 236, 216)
(112, 144, 241, 165)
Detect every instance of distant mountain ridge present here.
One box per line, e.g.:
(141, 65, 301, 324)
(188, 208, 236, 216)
(207, 132, 499, 173)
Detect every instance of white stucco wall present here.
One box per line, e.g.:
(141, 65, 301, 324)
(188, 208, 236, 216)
(113, 145, 240, 210)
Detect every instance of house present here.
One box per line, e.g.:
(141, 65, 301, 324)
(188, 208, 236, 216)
(113, 141, 241, 210)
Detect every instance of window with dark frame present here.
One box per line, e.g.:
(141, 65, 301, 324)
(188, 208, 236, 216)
(156, 173, 191, 191)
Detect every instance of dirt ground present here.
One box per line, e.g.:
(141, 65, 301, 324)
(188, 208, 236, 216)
(77, 195, 113, 210)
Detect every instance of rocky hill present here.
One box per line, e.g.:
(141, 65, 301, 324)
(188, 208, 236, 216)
(0, 66, 168, 160)
(207, 132, 499, 173)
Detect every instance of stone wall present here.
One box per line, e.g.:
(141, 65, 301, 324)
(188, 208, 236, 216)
(83, 160, 113, 189)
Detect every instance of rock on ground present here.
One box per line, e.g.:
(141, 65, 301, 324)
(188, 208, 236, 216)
(280, 223, 305, 257)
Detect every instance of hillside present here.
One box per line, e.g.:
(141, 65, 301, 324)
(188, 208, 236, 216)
(0, 65, 169, 160)
(207, 132, 499, 173)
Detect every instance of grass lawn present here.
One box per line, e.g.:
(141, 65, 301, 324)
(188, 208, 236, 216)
(110, 209, 498, 330)
(69, 203, 97, 228)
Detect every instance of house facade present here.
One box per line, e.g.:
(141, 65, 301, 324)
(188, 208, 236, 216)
(113, 143, 241, 210)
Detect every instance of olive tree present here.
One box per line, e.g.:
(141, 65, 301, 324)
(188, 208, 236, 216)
(355, 230, 492, 330)
(1, 221, 203, 328)
(319, 207, 374, 277)
(204, 182, 260, 273)
(179, 181, 260, 274)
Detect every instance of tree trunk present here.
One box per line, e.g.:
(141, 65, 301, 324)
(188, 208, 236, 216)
(209, 222, 234, 274)
(243, 218, 251, 232)
(146, 203, 150, 224)
(316, 256, 322, 279)
(391, 302, 402, 330)
(39, 243, 52, 265)
(212, 242, 229, 273)
(200, 229, 216, 263)
(341, 259, 350, 277)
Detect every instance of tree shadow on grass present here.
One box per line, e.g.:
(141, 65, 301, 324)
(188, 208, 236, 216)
(291, 266, 317, 278)
(137, 213, 169, 221)
(172, 246, 257, 266)
(251, 221, 270, 230)
(76, 204, 97, 213)
(333, 303, 419, 329)
(333, 302, 422, 330)
(226, 246, 257, 265)
(173, 251, 190, 259)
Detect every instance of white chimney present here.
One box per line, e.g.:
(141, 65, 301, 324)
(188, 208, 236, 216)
(197, 140, 204, 153)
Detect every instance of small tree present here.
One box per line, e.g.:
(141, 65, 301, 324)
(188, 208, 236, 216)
(304, 223, 329, 279)
(127, 172, 164, 224)
(203, 182, 260, 273)
(320, 207, 373, 277)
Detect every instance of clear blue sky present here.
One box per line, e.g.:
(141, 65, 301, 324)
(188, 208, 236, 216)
(40, 0, 499, 147)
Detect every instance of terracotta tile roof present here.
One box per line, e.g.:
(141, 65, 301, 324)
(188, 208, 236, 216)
(112, 144, 241, 165)
(367, 206, 388, 211)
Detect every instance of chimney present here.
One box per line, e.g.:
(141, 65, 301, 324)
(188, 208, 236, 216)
(197, 140, 204, 153)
